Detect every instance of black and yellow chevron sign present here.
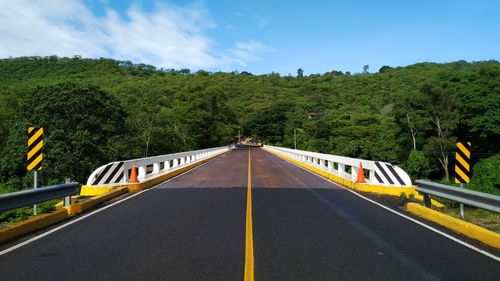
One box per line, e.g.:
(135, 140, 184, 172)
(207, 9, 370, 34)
(454, 141, 471, 184)
(27, 127, 43, 171)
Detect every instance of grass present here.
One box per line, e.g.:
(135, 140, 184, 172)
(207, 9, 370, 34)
(0, 201, 58, 227)
(444, 207, 500, 234)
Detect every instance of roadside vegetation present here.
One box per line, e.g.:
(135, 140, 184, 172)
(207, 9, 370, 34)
(445, 207, 500, 233)
(0, 56, 498, 198)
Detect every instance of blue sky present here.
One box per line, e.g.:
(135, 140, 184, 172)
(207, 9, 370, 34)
(1, 0, 499, 74)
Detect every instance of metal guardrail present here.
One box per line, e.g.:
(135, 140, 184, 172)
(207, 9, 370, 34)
(87, 145, 235, 186)
(0, 183, 81, 213)
(264, 145, 413, 187)
(415, 180, 500, 213)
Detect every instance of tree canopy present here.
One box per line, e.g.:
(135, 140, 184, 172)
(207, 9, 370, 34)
(0, 56, 498, 193)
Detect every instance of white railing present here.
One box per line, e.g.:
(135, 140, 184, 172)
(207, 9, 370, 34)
(264, 145, 412, 187)
(87, 145, 234, 186)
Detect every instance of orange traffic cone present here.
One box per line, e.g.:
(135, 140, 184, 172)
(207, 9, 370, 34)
(356, 162, 366, 183)
(129, 162, 138, 183)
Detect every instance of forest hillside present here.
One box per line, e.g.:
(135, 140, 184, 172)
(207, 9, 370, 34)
(0, 57, 498, 194)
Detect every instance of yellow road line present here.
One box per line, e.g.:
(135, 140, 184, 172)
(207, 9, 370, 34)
(244, 148, 254, 281)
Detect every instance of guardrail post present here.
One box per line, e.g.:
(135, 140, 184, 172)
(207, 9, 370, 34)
(423, 194, 432, 208)
(164, 161, 170, 170)
(64, 196, 71, 207)
(173, 159, 178, 167)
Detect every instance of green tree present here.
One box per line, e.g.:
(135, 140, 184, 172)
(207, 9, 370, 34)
(379, 65, 392, 73)
(297, 68, 304, 78)
(469, 154, 500, 195)
(420, 84, 460, 182)
(0, 89, 18, 147)
(406, 150, 430, 180)
(0, 83, 129, 187)
(362, 65, 369, 74)
(0, 57, 498, 188)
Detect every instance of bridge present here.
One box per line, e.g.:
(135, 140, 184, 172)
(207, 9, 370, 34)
(0, 145, 499, 280)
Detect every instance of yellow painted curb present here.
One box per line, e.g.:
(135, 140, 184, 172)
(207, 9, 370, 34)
(262, 147, 444, 207)
(80, 185, 118, 196)
(66, 186, 128, 215)
(406, 203, 500, 249)
(126, 152, 228, 192)
(0, 208, 69, 244)
(54, 185, 123, 209)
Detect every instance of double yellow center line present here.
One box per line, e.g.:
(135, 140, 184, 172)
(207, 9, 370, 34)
(244, 148, 254, 281)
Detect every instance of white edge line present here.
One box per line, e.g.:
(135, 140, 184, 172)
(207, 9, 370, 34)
(0, 152, 228, 257)
(267, 150, 500, 262)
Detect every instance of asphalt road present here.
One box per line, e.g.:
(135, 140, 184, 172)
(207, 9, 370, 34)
(0, 145, 499, 280)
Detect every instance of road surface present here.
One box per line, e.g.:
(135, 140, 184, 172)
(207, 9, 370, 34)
(1, 145, 499, 280)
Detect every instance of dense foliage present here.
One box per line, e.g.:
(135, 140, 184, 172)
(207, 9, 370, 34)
(0, 56, 498, 194)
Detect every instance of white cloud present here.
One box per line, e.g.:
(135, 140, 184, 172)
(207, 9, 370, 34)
(229, 40, 267, 67)
(255, 15, 267, 30)
(0, 0, 266, 70)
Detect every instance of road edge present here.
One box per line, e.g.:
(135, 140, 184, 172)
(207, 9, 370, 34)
(406, 203, 500, 249)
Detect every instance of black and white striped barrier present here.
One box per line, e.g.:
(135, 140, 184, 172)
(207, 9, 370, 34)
(264, 145, 412, 187)
(87, 145, 235, 186)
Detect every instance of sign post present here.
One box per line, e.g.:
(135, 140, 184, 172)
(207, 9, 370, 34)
(27, 127, 43, 215)
(454, 141, 471, 219)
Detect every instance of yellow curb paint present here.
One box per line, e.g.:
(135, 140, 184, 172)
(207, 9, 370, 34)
(80, 185, 119, 196)
(261, 147, 444, 208)
(0, 208, 69, 244)
(66, 187, 128, 216)
(244, 148, 254, 281)
(406, 203, 500, 249)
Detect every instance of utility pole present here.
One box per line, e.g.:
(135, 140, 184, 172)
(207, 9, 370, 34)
(294, 128, 297, 149)
(238, 129, 241, 143)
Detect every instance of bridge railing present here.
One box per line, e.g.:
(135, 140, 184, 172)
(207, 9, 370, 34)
(264, 145, 412, 187)
(87, 145, 234, 186)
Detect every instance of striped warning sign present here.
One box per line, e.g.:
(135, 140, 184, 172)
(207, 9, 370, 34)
(454, 142, 471, 184)
(91, 162, 125, 185)
(373, 161, 409, 186)
(27, 127, 43, 171)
